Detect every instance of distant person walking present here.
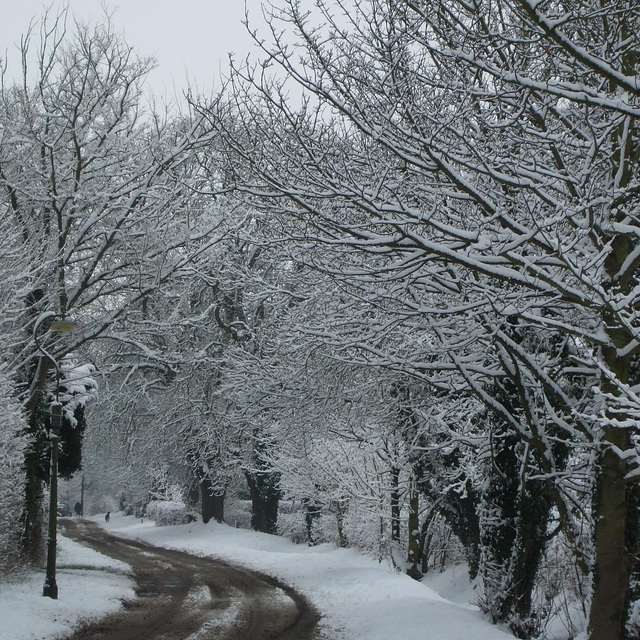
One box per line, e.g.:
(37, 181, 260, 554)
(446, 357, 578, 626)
(74, 502, 82, 516)
(105, 511, 110, 522)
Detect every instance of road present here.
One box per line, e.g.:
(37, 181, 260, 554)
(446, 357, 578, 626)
(59, 519, 322, 640)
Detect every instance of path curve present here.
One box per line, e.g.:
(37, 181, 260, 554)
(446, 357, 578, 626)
(59, 519, 321, 640)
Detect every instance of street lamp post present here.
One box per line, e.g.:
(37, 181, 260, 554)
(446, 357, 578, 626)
(34, 314, 76, 600)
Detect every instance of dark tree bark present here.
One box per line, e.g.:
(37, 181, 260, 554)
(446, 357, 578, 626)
(406, 482, 421, 580)
(21, 448, 45, 563)
(589, 222, 637, 640)
(245, 470, 280, 534)
(334, 500, 348, 548)
(303, 498, 321, 545)
(390, 466, 401, 543)
(20, 386, 48, 564)
(201, 477, 225, 524)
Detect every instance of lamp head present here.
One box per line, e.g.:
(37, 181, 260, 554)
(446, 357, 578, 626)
(49, 320, 76, 333)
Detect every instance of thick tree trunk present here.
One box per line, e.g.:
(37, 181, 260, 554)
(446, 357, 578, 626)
(200, 477, 225, 524)
(589, 336, 632, 640)
(20, 355, 52, 563)
(245, 470, 280, 534)
(21, 448, 45, 563)
(588, 232, 636, 640)
(588, 433, 631, 640)
(498, 499, 548, 639)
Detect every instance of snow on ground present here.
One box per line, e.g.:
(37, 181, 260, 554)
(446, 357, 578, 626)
(0, 512, 514, 640)
(0, 533, 134, 640)
(101, 511, 513, 640)
(421, 563, 482, 611)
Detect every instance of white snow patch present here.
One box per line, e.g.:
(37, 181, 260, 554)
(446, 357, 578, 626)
(0, 533, 134, 640)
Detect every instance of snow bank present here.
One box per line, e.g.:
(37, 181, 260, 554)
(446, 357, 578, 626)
(0, 511, 514, 640)
(0, 534, 134, 640)
(103, 512, 514, 640)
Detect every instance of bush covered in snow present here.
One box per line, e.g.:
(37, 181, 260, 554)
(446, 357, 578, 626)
(223, 499, 253, 530)
(145, 500, 198, 526)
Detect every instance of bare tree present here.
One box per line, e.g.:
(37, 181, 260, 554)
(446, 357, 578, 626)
(197, 1, 640, 637)
(0, 13, 220, 560)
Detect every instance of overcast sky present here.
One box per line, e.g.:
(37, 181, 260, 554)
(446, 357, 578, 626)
(1, 0, 271, 100)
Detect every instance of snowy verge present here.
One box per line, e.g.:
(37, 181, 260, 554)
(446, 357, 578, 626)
(0, 533, 134, 640)
(0, 512, 514, 640)
(99, 511, 514, 640)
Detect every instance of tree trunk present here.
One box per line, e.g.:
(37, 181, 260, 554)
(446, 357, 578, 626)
(588, 230, 636, 640)
(80, 475, 85, 516)
(498, 497, 548, 639)
(201, 477, 225, 524)
(20, 354, 52, 563)
(390, 466, 401, 543)
(334, 500, 347, 548)
(406, 482, 421, 580)
(303, 498, 321, 545)
(589, 337, 632, 639)
(21, 447, 45, 563)
(418, 506, 439, 575)
(20, 400, 49, 564)
(245, 470, 280, 534)
(588, 434, 630, 640)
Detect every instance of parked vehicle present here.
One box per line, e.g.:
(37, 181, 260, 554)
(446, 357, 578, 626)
(57, 504, 72, 517)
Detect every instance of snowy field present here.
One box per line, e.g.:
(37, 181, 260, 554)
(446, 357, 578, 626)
(0, 513, 514, 640)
